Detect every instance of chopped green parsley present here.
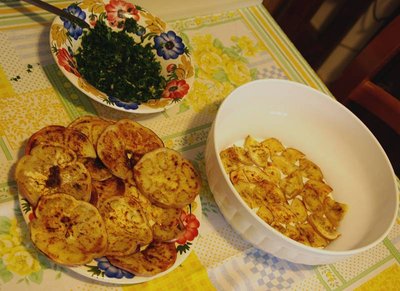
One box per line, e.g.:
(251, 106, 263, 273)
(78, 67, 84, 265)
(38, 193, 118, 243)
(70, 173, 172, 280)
(75, 18, 166, 104)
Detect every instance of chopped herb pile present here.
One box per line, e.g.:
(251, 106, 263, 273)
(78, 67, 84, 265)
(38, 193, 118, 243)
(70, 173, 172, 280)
(75, 18, 166, 104)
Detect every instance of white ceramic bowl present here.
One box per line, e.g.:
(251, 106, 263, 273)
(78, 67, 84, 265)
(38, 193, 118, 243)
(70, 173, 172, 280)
(205, 79, 399, 265)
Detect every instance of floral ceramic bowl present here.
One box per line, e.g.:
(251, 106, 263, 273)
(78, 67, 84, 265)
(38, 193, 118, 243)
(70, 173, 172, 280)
(50, 0, 194, 114)
(18, 194, 202, 284)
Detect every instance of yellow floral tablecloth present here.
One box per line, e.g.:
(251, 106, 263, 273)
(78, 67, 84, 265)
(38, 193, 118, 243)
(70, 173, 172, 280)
(0, 1, 399, 290)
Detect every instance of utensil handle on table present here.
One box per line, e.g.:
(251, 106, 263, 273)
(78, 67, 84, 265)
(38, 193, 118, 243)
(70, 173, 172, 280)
(21, 0, 90, 29)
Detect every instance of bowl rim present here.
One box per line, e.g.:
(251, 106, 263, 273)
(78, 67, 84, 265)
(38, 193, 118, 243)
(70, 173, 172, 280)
(211, 78, 399, 256)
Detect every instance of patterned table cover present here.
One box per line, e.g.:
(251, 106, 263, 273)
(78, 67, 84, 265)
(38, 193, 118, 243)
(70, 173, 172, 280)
(0, 1, 399, 290)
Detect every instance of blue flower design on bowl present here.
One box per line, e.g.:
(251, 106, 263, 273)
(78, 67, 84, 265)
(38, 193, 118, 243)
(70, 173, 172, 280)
(61, 4, 86, 40)
(154, 31, 185, 60)
(95, 257, 134, 279)
(136, 25, 146, 36)
(108, 95, 139, 110)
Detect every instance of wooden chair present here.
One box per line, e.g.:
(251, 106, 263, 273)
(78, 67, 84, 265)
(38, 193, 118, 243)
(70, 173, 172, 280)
(331, 14, 400, 135)
(262, 0, 375, 69)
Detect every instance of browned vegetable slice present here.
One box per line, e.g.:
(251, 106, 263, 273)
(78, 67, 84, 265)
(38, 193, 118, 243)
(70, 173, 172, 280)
(98, 196, 153, 256)
(30, 193, 107, 266)
(68, 115, 114, 147)
(134, 147, 200, 208)
(97, 119, 164, 179)
(107, 242, 177, 277)
(25, 125, 96, 160)
(15, 144, 91, 207)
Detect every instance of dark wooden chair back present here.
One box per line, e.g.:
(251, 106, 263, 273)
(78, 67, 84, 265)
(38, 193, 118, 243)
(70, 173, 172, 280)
(331, 14, 400, 134)
(263, 0, 375, 69)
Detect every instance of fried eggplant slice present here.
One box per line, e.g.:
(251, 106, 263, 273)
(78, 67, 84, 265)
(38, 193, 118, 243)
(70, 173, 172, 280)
(280, 170, 303, 199)
(244, 135, 270, 167)
(256, 205, 274, 224)
(267, 203, 297, 225)
(299, 158, 324, 181)
(134, 148, 201, 208)
(90, 176, 126, 208)
(68, 115, 114, 147)
(298, 223, 328, 248)
(30, 193, 107, 266)
(25, 125, 96, 160)
(308, 213, 340, 240)
(82, 157, 113, 182)
(107, 242, 177, 277)
(220, 145, 253, 174)
(323, 196, 348, 227)
(300, 185, 324, 213)
(271, 155, 297, 176)
(263, 166, 281, 185)
(305, 179, 333, 198)
(151, 207, 184, 242)
(98, 196, 153, 256)
(290, 197, 308, 223)
(260, 137, 285, 155)
(282, 147, 305, 164)
(97, 119, 164, 179)
(15, 144, 91, 207)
